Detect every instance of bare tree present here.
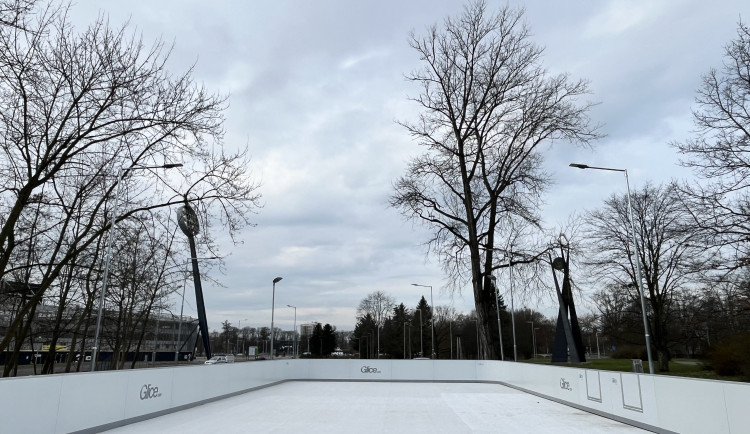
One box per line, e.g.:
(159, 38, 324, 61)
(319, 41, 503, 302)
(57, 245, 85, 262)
(673, 22, 750, 269)
(434, 305, 459, 359)
(391, 1, 599, 359)
(592, 284, 641, 347)
(357, 290, 396, 357)
(0, 0, 35, 28)
(357, 291, 396, 328)
(104, 215, 181, 370)
(0, 2, 261, 373)
(584, 182, 705, 371)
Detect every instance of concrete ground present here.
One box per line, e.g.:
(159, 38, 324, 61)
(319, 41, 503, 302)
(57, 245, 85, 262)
(105, 381, 651, 433)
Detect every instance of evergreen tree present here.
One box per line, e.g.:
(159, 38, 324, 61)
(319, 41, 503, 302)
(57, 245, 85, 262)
(322, 324, 337, 355)
(412, 297, 432, 357)
(384, 304, 411, 359)
(354, 313, 377, 358)
(220, 321, 233, 354)
(309, 323, 324, 357)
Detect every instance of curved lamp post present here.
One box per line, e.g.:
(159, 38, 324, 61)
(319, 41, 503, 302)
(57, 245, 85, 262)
(270, 277, 282, 359)
(174, 256, 218, 362)
(91, 163, 182, 371)
(177, 201, 212, 360)
(569, 163, 654, 374)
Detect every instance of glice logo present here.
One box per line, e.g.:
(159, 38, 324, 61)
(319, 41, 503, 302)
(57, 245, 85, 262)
(559, 378, 572, 391)
(140, 384, 162, 400)
(360, 365, 381, 374)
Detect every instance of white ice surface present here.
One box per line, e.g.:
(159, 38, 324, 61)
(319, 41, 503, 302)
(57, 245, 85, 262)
(105, 381, 651, 433)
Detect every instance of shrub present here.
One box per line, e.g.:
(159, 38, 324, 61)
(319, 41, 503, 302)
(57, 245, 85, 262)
(708, 333, 750, 379)
(611, 346, 648, 360)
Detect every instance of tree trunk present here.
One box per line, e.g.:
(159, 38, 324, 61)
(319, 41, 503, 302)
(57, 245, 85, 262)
(474, 278, 499, 360)
(657, 347, 670, 372)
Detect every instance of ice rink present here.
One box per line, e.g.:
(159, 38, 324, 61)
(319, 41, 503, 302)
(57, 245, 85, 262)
(104, 381, 650, 433)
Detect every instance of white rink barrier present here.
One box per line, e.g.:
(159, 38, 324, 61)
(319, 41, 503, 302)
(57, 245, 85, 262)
(0, 359, 747, 433)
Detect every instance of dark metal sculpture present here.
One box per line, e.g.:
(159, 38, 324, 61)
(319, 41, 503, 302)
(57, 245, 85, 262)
(549, 240, 586, 363)
(177, 202, 211, 359)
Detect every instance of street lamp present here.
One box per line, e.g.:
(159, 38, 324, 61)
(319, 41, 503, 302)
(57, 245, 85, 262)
(526, 321, 535, 359)
(377, 324, 381, 359)
(174, 277, 188, 363)
(569, 163, 654, 374)
(412, 284, 435, 358)
(474, 319, 480, 360)
(402, 320, 407, 359)
(237, 318, 248, 356)
(270, 277, 282, 360)
(287, 305, 297, 358)
(496, 248, 518, 361)
(490, 275, 504, 361)
(407, 324, 412, 358)
(91, 163, 183, 372)
(369, 330, 374, 359)
(509, 254, 517, 361)
(151, 309, 162, 365)
(415, 307, 424, 357)
(449, 321, 453, 360)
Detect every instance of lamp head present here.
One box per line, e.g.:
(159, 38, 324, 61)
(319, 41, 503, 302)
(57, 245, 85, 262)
(551, 257, 566, 271)
(569, 163, 589, 169)
(176, 204, 200, 236)
(273, 277, 283, 284)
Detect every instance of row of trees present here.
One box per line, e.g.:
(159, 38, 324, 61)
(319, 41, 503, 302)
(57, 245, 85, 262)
(592, 277, 750, 361)
(390, 0, 750, 373)
(583, 182, 750, 371)
(354, 291, 482, 359)
(208, 321, 345, 358)
(0, 1, 260, 375)
(354, 290, 589, 360)
(351, 281, 747, 365)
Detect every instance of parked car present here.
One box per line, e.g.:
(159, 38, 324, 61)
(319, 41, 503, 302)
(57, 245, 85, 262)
(204, 354, 235, 364)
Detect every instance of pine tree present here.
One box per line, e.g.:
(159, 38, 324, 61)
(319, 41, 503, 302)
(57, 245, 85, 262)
(354, 314, 377, 358)
(322, 324, 337, 356)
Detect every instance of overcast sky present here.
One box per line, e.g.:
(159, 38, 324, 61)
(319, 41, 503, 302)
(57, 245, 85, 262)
(69, 0, 750, 332)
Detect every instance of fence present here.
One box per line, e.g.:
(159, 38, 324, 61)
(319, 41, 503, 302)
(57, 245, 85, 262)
(0, 359, 747, 433)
